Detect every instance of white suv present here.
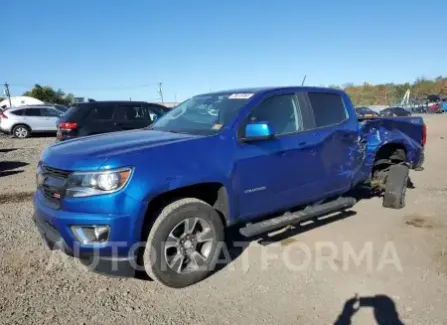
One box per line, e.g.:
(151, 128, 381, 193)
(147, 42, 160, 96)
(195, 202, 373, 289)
(0, 106, 63, 138)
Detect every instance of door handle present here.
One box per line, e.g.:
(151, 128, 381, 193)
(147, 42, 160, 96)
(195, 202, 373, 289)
(297, 141, 317, 155)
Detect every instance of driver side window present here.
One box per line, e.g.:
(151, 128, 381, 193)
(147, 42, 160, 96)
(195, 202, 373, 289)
(247, 93, 302, 136)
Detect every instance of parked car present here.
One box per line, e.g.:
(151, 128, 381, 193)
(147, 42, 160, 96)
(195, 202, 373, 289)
(380, 107, 412, 117)
(51, 104, 70, 113)
(427, 102, 443, 113)
(442, 98, 447, 113)
(0, 105, 63, 138)
(56, 101, 169, 141)
(426, 95, 444, 113)
(34, 86, 426, 288)
(355, 106, 380, 119)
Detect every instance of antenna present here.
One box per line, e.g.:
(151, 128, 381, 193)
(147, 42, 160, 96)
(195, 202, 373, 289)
(301, 75, 307, 86)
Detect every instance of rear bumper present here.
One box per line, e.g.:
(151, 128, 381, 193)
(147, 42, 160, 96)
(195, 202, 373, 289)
(413, 150, 425, 170)
(0, 124, 11, 133)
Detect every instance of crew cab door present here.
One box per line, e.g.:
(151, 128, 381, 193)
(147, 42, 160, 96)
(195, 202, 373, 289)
(234, 92, 322, 220)
(304, 91, 363, 195)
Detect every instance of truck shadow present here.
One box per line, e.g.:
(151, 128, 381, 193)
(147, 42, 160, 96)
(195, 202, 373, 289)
(211, 209, 358, 276)
(211, 181, 415, 277)
(0, 161, 28, 178)
(333, 294, 406, 325)
(0, 148, 18, 153)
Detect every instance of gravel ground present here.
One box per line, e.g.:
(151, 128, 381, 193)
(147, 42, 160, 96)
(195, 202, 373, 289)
(1, 116, 447, 325)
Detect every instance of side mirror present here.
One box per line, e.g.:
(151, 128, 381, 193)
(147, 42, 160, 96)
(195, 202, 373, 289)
(242, 122, 275, 142)
(150, 113, 158, 122)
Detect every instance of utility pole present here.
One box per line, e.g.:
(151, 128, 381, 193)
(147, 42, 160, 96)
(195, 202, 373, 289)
(158, 82, 164, 103)
(4, 82, 12, 107)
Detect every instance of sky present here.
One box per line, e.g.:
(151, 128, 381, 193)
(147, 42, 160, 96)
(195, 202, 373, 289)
(2, 0, 446, 102)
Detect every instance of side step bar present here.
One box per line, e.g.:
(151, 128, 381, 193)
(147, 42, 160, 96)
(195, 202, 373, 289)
(239, 197, 357, 238)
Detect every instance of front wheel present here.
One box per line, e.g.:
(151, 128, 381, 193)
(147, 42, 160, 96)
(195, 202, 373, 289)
(143, 198, 224, 288)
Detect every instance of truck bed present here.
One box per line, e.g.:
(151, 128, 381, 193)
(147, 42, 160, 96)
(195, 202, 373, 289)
(353, 116, 425, 186)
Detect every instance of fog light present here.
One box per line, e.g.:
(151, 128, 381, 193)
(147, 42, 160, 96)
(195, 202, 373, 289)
(71, 226, 110, 244)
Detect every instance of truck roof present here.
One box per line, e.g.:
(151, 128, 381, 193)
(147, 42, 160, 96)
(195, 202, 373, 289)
(200, 86, 345, 97)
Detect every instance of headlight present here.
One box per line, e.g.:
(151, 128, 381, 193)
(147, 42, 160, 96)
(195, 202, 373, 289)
(65, 167, 133, 198)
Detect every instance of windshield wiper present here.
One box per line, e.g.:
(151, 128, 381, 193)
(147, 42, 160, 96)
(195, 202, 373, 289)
(165, 130, 190, 134)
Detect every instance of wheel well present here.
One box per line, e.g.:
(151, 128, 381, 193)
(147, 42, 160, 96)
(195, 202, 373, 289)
(140, 182, 230, 239)
(371, 143, 407, 187)
(374, 143, 406, 167)
(12, 123, 32, 132)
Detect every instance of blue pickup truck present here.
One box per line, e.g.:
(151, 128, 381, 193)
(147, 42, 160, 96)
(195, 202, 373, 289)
(33, 87, 426, 288)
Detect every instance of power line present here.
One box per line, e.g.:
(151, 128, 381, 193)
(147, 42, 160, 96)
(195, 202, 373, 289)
(158, 82, 164, 103)
(3, 82, 12, 107)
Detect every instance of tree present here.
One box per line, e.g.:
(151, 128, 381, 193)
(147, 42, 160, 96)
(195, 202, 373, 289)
(341, 77, 446, 105)
(23, 84, 75, 105)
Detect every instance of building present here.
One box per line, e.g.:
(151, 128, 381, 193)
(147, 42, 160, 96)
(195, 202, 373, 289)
(0, 96, 44, 108)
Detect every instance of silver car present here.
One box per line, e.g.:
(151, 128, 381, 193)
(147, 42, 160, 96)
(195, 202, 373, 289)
(0, 105, 63, 138)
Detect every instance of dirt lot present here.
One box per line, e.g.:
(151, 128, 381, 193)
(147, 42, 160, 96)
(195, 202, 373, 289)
(1, 116, 446, 325)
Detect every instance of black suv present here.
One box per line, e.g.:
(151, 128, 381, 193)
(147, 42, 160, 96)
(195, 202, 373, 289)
(56, 101, 169, 141)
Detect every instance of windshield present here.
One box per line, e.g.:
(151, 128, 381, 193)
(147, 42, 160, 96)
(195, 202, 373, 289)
(151, 93, 253, 135)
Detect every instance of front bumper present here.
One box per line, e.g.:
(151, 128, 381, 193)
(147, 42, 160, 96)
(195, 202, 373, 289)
(33, 193, 139, 277)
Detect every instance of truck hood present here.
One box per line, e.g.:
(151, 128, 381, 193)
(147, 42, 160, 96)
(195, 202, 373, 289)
(41, 130, 201, 171)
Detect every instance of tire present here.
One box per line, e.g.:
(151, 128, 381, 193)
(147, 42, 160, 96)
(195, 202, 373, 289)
(143, 198, 224, 288)
(382, 165, 409, 209)
(12, 124, 31, 138)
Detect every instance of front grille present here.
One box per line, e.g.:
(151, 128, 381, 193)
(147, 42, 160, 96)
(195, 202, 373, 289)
(41, 165, 71, 179)
(39, 165, 71, 208)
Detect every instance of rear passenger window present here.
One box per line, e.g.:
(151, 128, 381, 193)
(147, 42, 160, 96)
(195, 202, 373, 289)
(24, 109, 42, 117)
(88, 105, 114, 120)
(10, 109, 24, 116)
(121, 104, 146, 121)
(308, 92, 347, 128)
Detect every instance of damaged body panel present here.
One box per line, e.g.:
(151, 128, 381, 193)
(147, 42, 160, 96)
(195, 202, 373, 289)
(352, 117, 425, 186)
